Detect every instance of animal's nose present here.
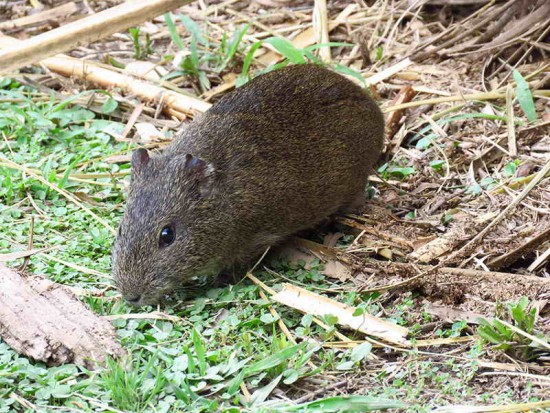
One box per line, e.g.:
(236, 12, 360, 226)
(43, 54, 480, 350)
(124, 294, 142, 306)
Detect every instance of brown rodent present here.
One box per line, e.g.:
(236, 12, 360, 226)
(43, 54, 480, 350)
(112, 64, 384, 306)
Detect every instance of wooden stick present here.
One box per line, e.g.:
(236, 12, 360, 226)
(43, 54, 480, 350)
(313, 0, 331, 62)
(0, 0, 194, 73)
(385, 85, 417, 149)
(272, 283, 410, 346)
(43, 57, 212, 116)
(527, 244, 550, 272)
(475, 1, 550, 53)
(363, 259, 549, 294)
(365, 58, 413, 87)
(506, 85, 517, 156)
(411, 1, 507, 61)
(488, 227, 550, 270)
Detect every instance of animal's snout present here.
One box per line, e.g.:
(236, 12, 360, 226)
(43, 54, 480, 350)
(123, 293, 142, 306)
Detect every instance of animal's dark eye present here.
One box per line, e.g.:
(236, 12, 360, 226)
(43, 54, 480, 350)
(159, 225, 176, 247)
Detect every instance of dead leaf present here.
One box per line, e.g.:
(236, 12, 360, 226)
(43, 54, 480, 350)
(412, 235, 438, 251)
(377, 248, 393, 260)
(424, 303, 485, 324)
(271, 244, 317, 269)
(134, 122, 166, 143)
(323, 232, 344, 248)
(322, 260, 352, 281)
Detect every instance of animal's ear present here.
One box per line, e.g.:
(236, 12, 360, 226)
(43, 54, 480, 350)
(184, 154, 211, 180)
(131, 148, 150, 177)
(178, 153, 215, 197)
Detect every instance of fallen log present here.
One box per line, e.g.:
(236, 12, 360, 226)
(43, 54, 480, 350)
(0, 264, 124, 369)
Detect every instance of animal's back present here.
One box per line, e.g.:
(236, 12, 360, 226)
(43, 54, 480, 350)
(167, 64, 384, 255)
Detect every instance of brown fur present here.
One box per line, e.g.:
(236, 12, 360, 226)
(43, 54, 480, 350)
(112, 64, 384, 306)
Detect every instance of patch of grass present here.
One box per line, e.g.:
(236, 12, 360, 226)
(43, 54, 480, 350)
(237, 37, 363, 86)
(477, 297, 546, 361)
(99, 354, 166, 412)
(164, 13, 250, 91)
(0, 81, 126, 289)
(128, 27, 153, 60)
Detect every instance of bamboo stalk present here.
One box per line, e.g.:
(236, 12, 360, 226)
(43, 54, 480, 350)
(42, 56, 212, 116)
(0, 34, 211, 117)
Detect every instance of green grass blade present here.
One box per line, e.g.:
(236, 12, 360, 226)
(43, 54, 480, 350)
(48, 90, 92, 113)
(444, 113, 508, 123)
(58, 155, 82, 189)
(164, 13, 186, 50)
(245, 343, 305, 375)
(302, 49, 323, 64)
(249, 374, 282, 405)
(180, 14, 208, 46)
(238, 41, 265, 85)
(227, 369, 247, 395)
(513, 70, 537, 122)
(184, 346, 196, 374)
(224, 24, 250, 65)
(192, 328, 207, 376)
(263, 37, 306, 64)
(333, 64, 365, 85)
(284, 395, 406, 412)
